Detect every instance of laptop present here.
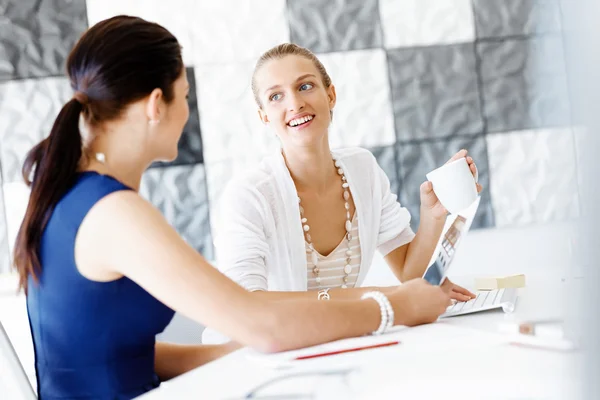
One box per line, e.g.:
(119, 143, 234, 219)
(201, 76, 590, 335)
(422, 197, 518, 317)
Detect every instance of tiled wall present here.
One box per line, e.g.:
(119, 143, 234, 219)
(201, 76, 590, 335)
(0, 0, 578, 273)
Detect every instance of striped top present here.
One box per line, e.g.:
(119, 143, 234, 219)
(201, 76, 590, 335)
(306, 213, 362, 290)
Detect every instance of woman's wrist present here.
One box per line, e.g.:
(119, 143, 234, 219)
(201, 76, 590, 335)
(420, 205, 446, 222)
(361, 291, 394, 334)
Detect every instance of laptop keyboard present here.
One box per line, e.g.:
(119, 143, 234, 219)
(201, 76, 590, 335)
(442, 288, 517, 317)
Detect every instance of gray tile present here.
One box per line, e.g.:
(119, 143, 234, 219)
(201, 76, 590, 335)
(151, 67, 203, 168)
(0, 0, 88, 81)
(139, 164, 214, 260)
(562, 35, 585, 125)
(287, 0, 383, 53)
(0, 77, 72, 183)
(396, 136, 494, 231)
(368, 145, 399, 197)
(478, 36, 571, 133)
(388, 44, 484, 142)
(473, 0, 562, 39)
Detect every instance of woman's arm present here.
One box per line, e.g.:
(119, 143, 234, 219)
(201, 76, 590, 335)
(384, 204, 445, 282)
(383, 151, 481, 298)
(77, 191, 451, 353)
(75, 191, 390, 352)
(247, 286, 395, 301)
(154, 341, 241, 380)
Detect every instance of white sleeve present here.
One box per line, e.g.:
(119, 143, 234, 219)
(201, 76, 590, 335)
(213, 179, 270, 292)
(374, 158, 416, 257)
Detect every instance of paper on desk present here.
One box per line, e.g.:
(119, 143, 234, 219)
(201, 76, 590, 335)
(246, 322, 506, 368)
(245, 325, 407, 367)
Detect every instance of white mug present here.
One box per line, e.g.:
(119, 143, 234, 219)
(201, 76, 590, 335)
(426, 157, 478, 214)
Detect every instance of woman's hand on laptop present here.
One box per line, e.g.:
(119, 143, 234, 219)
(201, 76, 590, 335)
(441, 279, 476, 302)
(390, 278, 452, 326)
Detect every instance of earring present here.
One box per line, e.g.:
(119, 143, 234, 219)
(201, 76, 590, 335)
(149, 119, 160, 125)
(95, 153, 106, 164)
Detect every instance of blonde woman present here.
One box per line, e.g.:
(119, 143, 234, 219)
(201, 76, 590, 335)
(214, 43, 481, 305)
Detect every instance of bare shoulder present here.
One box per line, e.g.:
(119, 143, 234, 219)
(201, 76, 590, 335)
(81, 189, 167, 236)
(75, 189, 183, 278)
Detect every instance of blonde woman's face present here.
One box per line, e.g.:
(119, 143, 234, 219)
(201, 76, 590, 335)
(254, 55, 336, 147)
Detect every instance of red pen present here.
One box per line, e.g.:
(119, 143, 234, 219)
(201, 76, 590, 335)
(294, 340, 401, 360)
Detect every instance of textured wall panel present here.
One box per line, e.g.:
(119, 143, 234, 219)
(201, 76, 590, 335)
(196, 61, 280, 165)
(139, 163, 214, 260)
(86, 0, 197, 66)
(0, 77, 72, 183)
(473, 0, 562, 38)
(191, 0, 289, 64)
(397, 136, 494, 231)
(388, 44, 484, 141)
(151, 67, 203, 168)
(379, 0, 475, 48)
(0, 182, 29, 268)
(0, 0, 88, 81)
(319, 49, 396, 148)
(487, 128, 579, 227)
(478, 36, 571, 133)
(287, 0, 383, 53)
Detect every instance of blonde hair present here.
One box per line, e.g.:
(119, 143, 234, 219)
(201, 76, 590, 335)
(251, 43, 332, 108)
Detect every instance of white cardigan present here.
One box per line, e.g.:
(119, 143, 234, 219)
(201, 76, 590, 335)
(214, 147, 415, 292)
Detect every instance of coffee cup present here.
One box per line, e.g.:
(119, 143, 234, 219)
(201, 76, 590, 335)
(426, 157, 478, 214)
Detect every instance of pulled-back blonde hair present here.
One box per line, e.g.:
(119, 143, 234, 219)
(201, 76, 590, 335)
(251, 43, 332, 108)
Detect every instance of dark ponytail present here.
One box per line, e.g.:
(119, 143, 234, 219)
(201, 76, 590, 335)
(14, 99, 84, 293)
(12, 15, 183, 293)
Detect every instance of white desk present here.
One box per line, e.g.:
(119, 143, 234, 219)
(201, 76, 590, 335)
(139, 274, 584, 400)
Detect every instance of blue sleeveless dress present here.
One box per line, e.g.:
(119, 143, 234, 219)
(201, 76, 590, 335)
(26, 171, 175, 399)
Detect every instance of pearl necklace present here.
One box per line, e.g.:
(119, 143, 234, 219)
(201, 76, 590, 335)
(298, 157, 353, 289)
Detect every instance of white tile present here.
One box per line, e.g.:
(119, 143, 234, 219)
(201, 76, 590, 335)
(0, 77, 72, 183)
(487, 128, 579, 227)
(319, 49, 396, 148)
(86, 0, 196, 66)
(191, 0, 290, 64)
(379, 0, 475, 48)
(1, 183, 30, 259)
(196, 61, 281, 164)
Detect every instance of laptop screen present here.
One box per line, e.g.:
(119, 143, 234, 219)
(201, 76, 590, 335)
(423, 196, 481, 286)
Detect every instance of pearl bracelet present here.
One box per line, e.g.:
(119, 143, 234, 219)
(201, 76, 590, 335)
(361, 291, 394, 335)
(317, 288, 331, 300)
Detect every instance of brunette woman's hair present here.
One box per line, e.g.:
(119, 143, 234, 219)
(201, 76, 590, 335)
(13, 15, 183, 293)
